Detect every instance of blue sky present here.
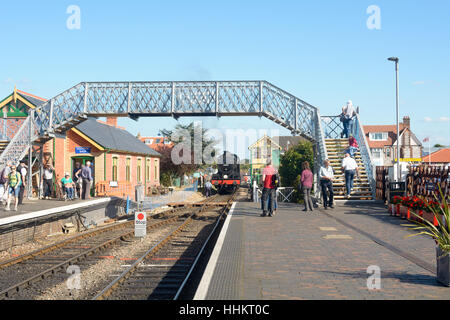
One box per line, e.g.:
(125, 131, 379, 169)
(0, 1, 449, 158)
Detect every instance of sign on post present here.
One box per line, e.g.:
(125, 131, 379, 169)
(135, 212, 147, 237)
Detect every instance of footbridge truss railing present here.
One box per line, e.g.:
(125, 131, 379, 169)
(0, 81, 325, 166)
(321, 114, 376, 198)
(34, 81, 320, 136)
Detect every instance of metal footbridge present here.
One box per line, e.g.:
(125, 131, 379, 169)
(0, 81, 375, 199)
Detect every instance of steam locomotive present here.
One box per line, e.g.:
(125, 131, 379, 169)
(211, 151, 241, 194)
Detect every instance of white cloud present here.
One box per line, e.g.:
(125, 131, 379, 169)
(412, 81, 425, 86)
(423, 116, 450, 123)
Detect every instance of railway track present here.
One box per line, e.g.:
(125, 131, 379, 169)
(94, 192, 235, 300)
(0, 193, 234, 300)
(0, 205, 200, 299)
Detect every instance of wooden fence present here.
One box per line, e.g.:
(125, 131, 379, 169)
(375, 165, 449, 203)
(406, 166, 450, 202)
(376, 166, 389, 202)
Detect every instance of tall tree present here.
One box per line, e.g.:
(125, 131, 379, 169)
(158, 122, 217, 182)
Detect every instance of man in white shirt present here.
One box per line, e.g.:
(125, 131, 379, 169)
(341, 153, 359, 199)
(319, 159, 335, 209)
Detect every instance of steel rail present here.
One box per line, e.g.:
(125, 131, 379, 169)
(93, 193, 235, 300)
(0, 216, 181, 299)
(173, 192, 237, 300)
(0, 220, 132, 270)
(93, 216, 194, 300)
(0, 206, 188, 270)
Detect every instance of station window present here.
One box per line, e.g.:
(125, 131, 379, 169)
(146, 159, 151, 181)
(137, 158, 142, 183)
(126, 158, 131, 182)
(154, 160, 158, 181)
(112, 157, 118, 181)
(256, 147, 261, 159)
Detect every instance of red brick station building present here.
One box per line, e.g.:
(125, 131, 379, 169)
(0, 88, 161, 199)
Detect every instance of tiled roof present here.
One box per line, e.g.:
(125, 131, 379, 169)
(16, 89, 47, 107)
(363, 124, 406, 149)
(75, 118, 161, 157)
(422, 149, 450, 163)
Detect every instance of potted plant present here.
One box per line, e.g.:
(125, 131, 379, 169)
(400, 196, 412, 219)
(390, 196, 402, 216)
(405, 196, 427, 222)
(407, 187, 450, 286)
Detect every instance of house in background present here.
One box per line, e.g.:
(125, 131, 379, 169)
(0, 87, 46, 150)
(422, 149, 450, 168)
(248, 135, 282, 183)
(138, 135, 172, 152)
(363, 116, 423, 167)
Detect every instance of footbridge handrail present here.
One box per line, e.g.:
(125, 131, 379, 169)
(353, 113, 376, 198)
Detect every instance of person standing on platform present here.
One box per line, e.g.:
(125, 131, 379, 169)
(341, 100, 356, 138)
(0, 161, 12, 205)
(5, 165, 22, 211)
(17, 161, 28, 205)
(342, 153, 359, 199)
(205, 180, 212, 198)
(72, 162, 82, 198)
(319, 159, 335, 210)
(81, 161, 93, 200)
(261, 159, 277, 217)
(43, 164, 54, 200)
(301, 161, 314, 212)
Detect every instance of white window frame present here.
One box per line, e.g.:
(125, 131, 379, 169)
(370, 132, 388, 141)
(371, 148, 383, 158)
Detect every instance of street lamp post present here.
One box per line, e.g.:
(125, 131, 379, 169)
(388, 57, 400, 182)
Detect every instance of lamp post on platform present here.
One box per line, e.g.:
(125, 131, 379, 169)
(388, 57, 400, 182)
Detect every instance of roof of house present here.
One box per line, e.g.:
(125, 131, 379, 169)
(422, 148, 450, 163)
(363, 124, 406, 148)
(16, 89, 47, 107)
(248, 135, 282, 150)
(272, 136, 307, 152)
(75, 118, 161, 157)
(0, 88, 48, 111)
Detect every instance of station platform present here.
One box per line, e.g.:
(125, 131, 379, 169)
(0, 198, 115, 226)
(195, 200, 450, 300)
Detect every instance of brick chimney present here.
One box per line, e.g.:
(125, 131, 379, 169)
(403, 116, 410, 129)
(106, 117, 118, 127)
